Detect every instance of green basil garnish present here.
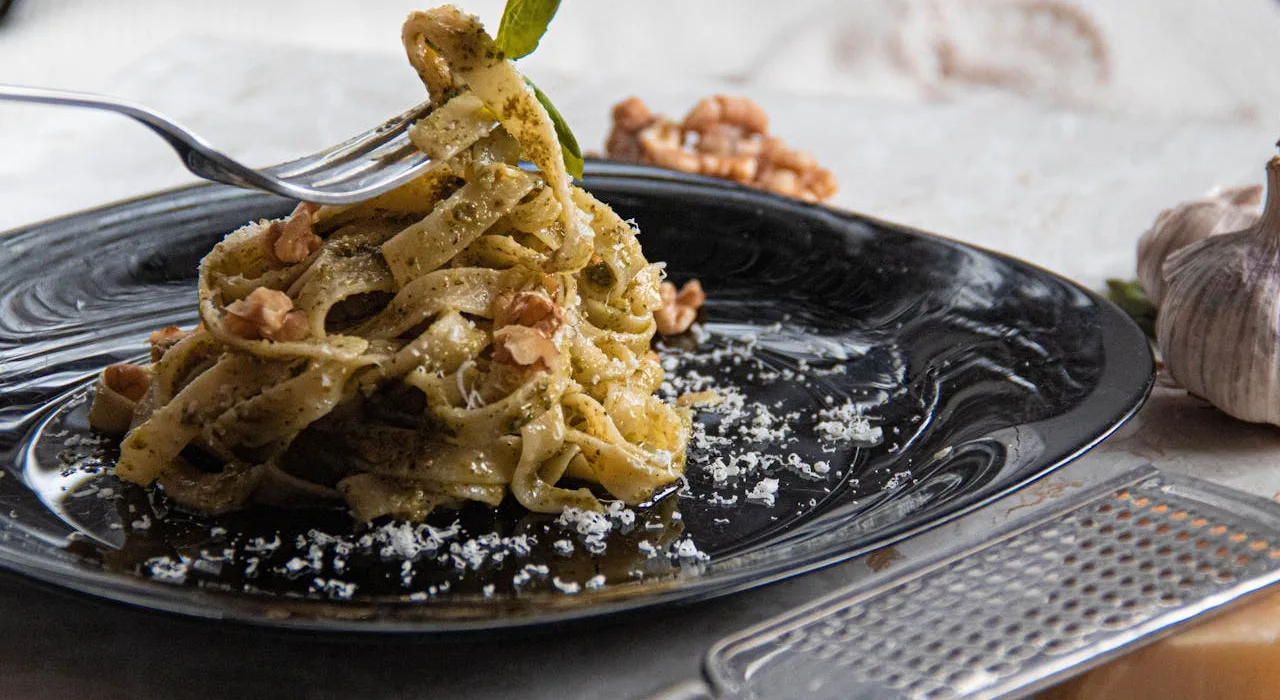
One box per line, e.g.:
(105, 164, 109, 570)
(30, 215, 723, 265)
(495, 0, 562, 60)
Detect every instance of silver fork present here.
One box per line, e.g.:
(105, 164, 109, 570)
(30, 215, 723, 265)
(0, 84, 497, 205)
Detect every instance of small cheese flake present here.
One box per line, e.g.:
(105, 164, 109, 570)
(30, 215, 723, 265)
(742, 406, 793, 443)
(281, 557, 312, 576)
(706, 492, 739, 506)
(312, 578, 357, 600)
(672, 538, 711, 562)
(552, 576, 581, 594)
(450, 538, 490, 570)
(557, 507, 614, 554)
(145, 556, 189, 583)
(512, 563, 550, 588)
(384, 523, 424, 558)
(784, 453, 829, 481)
(189, 558, 222, 576)
(606, 500, 637, 529)
(369, 520, 461, 560)
(245, 535, 281, 553)
(885, 471, 913, 490)
(815, 401, 883, 445)
(746, 478, 780, 506)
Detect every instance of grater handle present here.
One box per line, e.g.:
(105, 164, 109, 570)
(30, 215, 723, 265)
(650, 466, 1280, 700)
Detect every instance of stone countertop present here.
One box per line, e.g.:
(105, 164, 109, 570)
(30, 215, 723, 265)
(4, 11, 1280, 699)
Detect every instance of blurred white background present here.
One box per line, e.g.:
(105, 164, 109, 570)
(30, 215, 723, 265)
(2, 0, 1279, 285)
(4, 0, 1280, 119)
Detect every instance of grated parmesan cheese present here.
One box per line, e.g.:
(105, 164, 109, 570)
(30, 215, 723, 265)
(745, 478, 780, 507)
(145, 556, 189, 583)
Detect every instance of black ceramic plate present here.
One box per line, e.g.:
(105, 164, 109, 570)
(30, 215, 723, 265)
(0, 162, 1152, 632)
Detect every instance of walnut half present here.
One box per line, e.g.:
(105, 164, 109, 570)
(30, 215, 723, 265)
(148, 325, 193, 362)
(480, 291, 566, 402)
(492, 325, 559, 368)
(682, 95, 769, 137)
(655, 279, 705, 336)
(103, 363, 149, 402)
(263, 202, 323, 264)
(492, 290, 566, 338)
(224, 287, 309, 342)
(490, 291, 564, 369)
(605, 97, 657, 164)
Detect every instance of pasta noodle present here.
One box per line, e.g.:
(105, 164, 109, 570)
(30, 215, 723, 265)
(89, 5, 691, 522)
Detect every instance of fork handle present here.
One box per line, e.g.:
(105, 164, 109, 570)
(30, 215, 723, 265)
(0, 84, 188, 142)
(0, 84, 279, 193)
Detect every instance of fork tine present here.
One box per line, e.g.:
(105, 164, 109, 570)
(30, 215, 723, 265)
(294, 154, 437, 201)
(299, 102, 501, 191)
(283, 103, 498, 192)
(269, 101, 432, 178)
(304, 141, 423, 188)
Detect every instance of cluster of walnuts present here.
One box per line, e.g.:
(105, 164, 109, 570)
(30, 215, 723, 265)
(605, 95, 838, 203)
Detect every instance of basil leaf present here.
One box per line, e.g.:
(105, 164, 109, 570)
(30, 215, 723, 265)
(1105, 278, 1156, 338)
(528, 78, 584, 180)
(495, 0, 562, 60)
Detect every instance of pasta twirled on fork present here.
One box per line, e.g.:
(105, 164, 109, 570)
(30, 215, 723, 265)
(89, 5, 690, 522)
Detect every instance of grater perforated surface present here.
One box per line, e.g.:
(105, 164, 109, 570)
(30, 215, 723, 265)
(701, 467, 1280, 700)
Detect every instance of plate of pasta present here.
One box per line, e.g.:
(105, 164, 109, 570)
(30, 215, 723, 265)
(0, 7, 1152, 632)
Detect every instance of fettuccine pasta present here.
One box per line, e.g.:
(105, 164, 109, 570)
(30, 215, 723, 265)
(89, 5, 690, 522)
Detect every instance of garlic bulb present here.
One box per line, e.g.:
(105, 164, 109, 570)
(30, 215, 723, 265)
(1137, 184, 1262, 307)
(1157, 156, 1280, 426)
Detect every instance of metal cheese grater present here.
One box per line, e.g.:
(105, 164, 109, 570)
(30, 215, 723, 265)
(651, 466, 1280, 699)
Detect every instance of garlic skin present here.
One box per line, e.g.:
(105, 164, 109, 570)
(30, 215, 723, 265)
(1157, 156, 1280, 426)
(1137, 184, 1262, 307)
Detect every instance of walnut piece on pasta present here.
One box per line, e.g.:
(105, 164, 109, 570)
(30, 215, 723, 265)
(263, 202, 323, 264)
(103, 363, 149, 402)
(655, 279, 705, 336)
(148, 325, 192, 362)
(224, 287, 310, 342)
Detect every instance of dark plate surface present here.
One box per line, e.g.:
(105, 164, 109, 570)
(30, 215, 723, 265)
(0, 161, 1153, 633)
